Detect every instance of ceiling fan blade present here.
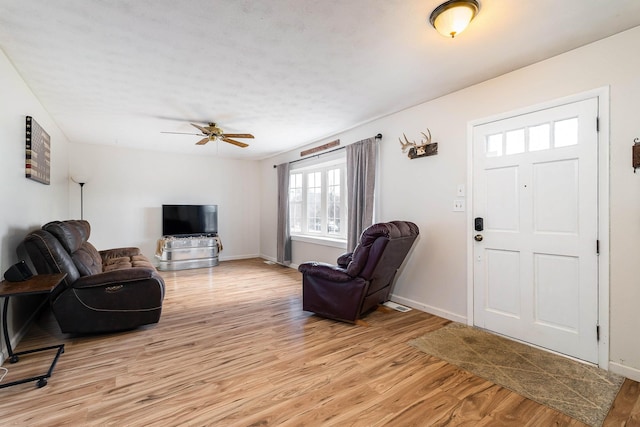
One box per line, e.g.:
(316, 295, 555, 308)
(161, 131, 202, 136)
(221, 137, 249, 148)
(223, 133, 254, 139)
(195, 137, 209, 145)
(191, 123, 209, 134)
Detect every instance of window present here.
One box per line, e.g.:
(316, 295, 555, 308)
(289, 160, 347, 240)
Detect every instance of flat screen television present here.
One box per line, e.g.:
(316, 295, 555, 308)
(162, 204, 218, 237)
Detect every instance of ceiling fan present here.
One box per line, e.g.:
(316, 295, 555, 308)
(161, 123, 254, 148)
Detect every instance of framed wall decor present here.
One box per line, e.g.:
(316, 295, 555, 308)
(25, 116, 51, 185)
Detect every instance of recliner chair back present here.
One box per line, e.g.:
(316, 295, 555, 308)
(358, 233, 419, 315)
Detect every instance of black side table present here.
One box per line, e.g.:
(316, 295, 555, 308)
(0, 273, 66, 388)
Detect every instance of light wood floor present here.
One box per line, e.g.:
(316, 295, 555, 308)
(1, 258, 639, 426)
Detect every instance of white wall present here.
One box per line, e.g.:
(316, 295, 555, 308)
(0, 49, 70, 363)
(260, 26, 640, 380)
(67, 144, 261, 261)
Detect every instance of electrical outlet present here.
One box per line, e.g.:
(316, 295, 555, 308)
(453, 199, 465, 212)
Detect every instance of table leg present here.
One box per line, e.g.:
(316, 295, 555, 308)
(2, 296, 18, 363)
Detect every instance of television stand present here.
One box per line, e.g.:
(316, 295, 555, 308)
(155, 235, 221, 271)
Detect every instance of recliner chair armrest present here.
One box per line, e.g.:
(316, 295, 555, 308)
(301, 274, 368, 323)
(72, 267, 159, 289)
(298, 262, 353, 282)
(336, 252, 353, 267)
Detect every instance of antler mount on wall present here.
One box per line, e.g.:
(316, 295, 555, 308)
(399, 129, 438, 159)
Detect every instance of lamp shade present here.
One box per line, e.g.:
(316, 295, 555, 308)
(70, 174, 89, 185)
(430, 0, 479, 38)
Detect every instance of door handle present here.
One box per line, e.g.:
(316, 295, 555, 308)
(474, 234, 483, 242)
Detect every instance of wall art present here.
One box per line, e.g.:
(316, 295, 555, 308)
(25, 116, 50, 185)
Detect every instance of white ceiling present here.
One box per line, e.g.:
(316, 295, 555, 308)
(1, 0, 639, 160)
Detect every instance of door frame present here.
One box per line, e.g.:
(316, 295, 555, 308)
(465, 87, 610, 369)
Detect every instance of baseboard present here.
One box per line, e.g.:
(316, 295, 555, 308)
(258, 255, 299, 270)
(260, 255, 277, 264)
(609, 361, 640, 382)
(389, 294, 467, 324)
(218, 254, 262, 262)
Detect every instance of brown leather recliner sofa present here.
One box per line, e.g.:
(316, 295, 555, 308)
(298, 220, 419, 323)
(22, 220, 165, 334)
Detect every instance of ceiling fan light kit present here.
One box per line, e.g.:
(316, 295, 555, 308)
(429, 0, 479, 38)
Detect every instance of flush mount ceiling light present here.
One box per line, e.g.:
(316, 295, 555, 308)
(429, 0, 479, 38)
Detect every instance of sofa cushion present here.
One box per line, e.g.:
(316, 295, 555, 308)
(23, 229, 81, 288)
(72, 242, 103, 276)
(43, 220, 105, 277)
(104, 256, 131, 265)
(43, 220, 91, 253)
(131, 254, 155, 269)
(104, 261, 132, 271)
(101, 252, 155, 271)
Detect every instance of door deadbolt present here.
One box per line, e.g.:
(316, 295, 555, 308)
(474, 234, 483, 242)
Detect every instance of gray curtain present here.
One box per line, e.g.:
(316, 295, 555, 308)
(346, 137, 378, 251)
(276, 163, 292, 264)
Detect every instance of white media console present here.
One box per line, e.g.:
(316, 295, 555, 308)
(155, 235, 221, 271)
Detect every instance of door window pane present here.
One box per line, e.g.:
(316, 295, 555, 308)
(486, 134, 503, 157)
(506, 129, 525, 155)
(554, 118, 578, 148)
(529, 124, 550, 152)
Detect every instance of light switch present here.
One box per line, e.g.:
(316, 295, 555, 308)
(453, 199, 465, 212)
(457, 184, 465, 197)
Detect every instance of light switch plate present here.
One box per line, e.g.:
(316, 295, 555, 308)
(453, 199, 465, 212)
(457, 184, 465, 197)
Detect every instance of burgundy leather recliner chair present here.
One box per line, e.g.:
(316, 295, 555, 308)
(22, 220, 165, 334)
(298, 221, 419, 323)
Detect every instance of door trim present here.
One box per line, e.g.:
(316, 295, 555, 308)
(466, 87, 610, 369)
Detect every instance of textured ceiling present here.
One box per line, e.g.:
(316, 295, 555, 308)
(1, 0, 640, 160)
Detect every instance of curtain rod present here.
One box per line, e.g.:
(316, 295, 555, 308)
(273, 133, 382, 168)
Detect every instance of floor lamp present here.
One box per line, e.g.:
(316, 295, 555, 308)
(70, 176, 88, 220)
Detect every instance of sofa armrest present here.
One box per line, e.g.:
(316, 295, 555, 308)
(72, 267, 158, 289)
(54, 267, 165, 322)
(298, 262, 353, 282)
(100, 247, 141, 260)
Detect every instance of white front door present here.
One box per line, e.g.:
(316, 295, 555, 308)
(472, 98, 599, 363)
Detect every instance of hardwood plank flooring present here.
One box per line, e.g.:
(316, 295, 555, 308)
(0, 258, 638, 426)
